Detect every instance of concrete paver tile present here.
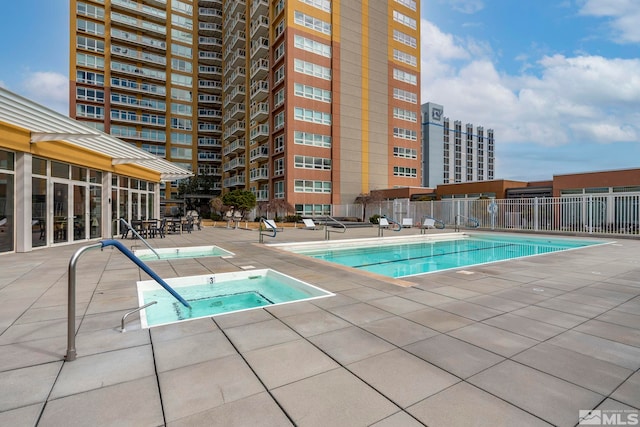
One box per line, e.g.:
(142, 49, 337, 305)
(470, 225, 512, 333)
(548, 330, 640, 370)
(611, 371, 640, 409)
(482, 312, 566, 341)
(271, 368, 398, 427)
(308, 326, 395, 365)
(361, 316, 439, 347)
(448, 323, 538, 357)
(347, 349, 460, 408)
(153, 329, 237, 372)
(402, 308, 474, 333)
(0, 362, 61, 411)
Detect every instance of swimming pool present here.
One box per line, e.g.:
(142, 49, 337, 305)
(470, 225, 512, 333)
(133, 245, 234, 261)
(276, 234, 606, 278)
(136, 269, 334, 327)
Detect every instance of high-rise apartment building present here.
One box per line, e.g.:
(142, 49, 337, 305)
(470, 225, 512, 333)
(70, 0, 421, 215)
(421, 102, 494, 187)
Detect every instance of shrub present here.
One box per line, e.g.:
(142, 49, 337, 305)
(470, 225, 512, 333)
(369, 214, 380, 224)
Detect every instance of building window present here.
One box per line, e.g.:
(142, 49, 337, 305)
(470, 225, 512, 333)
(274, 41, 285, 61)
(393, 166, 417, 177)
(170, 147, 192, 160)
(294, 35, 331, 58)
(393, 29, 417, 48)
(299, 0, 331, 12)
(294, 180, 332, 193)
(274, 111, 285, 130)
(171, 132, 192, 145)
(392, 68, 417, 85)
(393, 127, 417, 141)
(77, 2, 104, 19)
(393, 10, 417, 29)
(77, 87, 104, 102)
(294, 11, 331, 35)
(393, 107, 417, 122)
(394, 0, 417, 11)
(171, 58, 192, 72)
(171, 117, 192, 130)
(294, 155, 331, 170)
(294, 83, 331, 102)
(393, 147, 417, 159)
(77, 19, 105, 36)
(274, 134, 285, 153)
(171, 43, 193, 59)
(77, 36, 104, 53)
(274, 157, 285, 175)
(171, 14, 193, 30)
(294, 107, 331, 125)
(274, 88, 285, 107)
(393, 88, 417, 104)
(77, 70, 104, 86)
(294, 131, 331, 148)
(294, 58, 331, 80)
(393, 49, 417, 67)
(77, 53, 104, 69)
(274, 65, 285, 84)
(274, 180, 285, 198)
(76, 104, 104, 119)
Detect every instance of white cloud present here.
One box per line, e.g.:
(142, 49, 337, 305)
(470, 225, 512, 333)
(420, 17, 640, 178)
(448, 0, 485, 14)
(20, 71, 69, 115)
(578, 0, 640, 43)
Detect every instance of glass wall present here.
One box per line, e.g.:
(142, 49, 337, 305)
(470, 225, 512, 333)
(0, 150, 15, 253)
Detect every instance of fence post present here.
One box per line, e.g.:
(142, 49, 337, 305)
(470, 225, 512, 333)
(534, 198, 539, 231)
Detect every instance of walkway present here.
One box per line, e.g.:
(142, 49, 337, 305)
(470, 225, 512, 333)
(0, 225, 639, 426)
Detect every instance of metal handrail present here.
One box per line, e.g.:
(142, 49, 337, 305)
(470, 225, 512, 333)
(66, 240, 190, 361)
(323, 216, 346, 240)
(120, 218, 160, 259)
(121, 301, 157, 332)
(378, 215, 402, 236)
(258, 217, 277, 243)
(455, 214, 480, 231)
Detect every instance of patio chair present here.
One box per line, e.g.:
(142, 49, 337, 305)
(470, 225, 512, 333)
(402, 218, 413, 228)
(150, 218, 166, 238)
(302, 218, 320, 230)
(378, 217, 390, 228)
(420, 218, 436, 233)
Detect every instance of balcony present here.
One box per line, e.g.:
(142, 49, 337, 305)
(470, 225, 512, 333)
(250, 80, 268, 102)
(228, 85, 246, 103)
(111, 29, 166, 51)
(198, 80, 222, 92)
(111, 0, 166, 23)
(198, 65, 222, 77)
(198, 108, 222, 119)
(199, 7, 223, 21)
(110, 13, 166, 36)
(223, 121, 246, 139)
(223, 138, 245, 156)
(198, 151, 222, 162)
(249, 123, 269, 143)
(250, 58, 269, 79)
(198, 22, 222, 34)
(226, 12, 246, 33)
(198, 123, 222, 133)
(111, 95, 166, 112)
(198, 36, 222, 50)
(110, 62, 166, 82)
(250, 0, 268, 19)
(229, 67, 246, 85)
(249, 166, 269, 182)
(250, 37, 269, 58)
(227, 49, 246, 68)
(249, 144, 269, 162)
(198, 50, 223, 64)
(250, 15, 269, 38)
(223, 31, 246, 50)
(111, 78, 166, 97)
(198, 137, 221, 148)
(111, 45, 166, 66)
(223, 156, 245, 172)
(227, 0, 245, 16)
(198, 94, 222, 104)
(250, 101, 269, 121)
(223, 173, 245, 188)
(254, 189, 269, 201)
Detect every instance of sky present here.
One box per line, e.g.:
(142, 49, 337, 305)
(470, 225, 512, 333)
(0, 0, 638, 181)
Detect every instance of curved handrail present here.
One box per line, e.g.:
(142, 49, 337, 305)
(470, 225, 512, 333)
(101, 239, 191, 308)
(258, 217, 277, 243)
(323, 216, 347, 240)
(120, 218, 160, 259)
(455, 214, 480, 231)
(423, 215, 446, 229)
(382, 215, 403, 232)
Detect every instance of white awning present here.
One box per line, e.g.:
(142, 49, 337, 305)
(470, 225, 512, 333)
(0, 87, 193, 181)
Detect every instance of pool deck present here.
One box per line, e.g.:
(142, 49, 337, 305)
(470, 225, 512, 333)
(1, 225, 639, 426)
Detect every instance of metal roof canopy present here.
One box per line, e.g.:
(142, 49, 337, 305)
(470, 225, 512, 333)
(0, 87, 193, 181)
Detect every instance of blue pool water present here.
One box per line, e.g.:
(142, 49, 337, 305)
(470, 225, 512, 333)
(138, 270, 333, 327)
(291, 234, 604, 278)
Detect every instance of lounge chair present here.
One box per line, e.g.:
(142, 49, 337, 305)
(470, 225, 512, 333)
(420, 218, 436, 229)
(378, 217, 390, 228)
(402, 218, 413, 228)
(302, 218, 320, 230)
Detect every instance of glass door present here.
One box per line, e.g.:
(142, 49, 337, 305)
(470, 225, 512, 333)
(53, 182, 69, 243)
(73, 184, 87, 240)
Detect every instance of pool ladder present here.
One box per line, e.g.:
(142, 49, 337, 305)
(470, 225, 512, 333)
(323, 216, 346, 240)
(121, 301, 157, 332)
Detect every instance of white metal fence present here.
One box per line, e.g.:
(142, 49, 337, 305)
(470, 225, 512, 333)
(331, 194, 640, 236)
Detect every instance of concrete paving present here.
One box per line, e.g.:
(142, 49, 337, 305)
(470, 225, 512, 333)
(0, 224, 639, 426)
